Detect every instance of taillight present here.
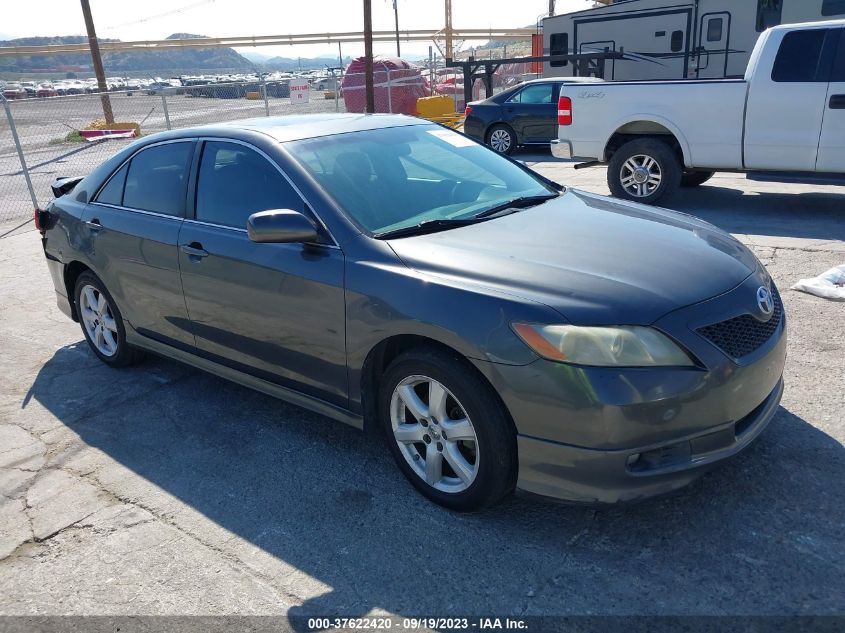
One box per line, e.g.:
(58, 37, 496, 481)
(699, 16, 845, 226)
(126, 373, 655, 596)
(464, 105, 473, 117)
(34, 208, 50, 233)
(33, 208, 42, 232)
(558, 96, 572, 126)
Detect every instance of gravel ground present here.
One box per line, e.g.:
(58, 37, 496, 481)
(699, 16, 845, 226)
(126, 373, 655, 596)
(0, 158, 843, 621)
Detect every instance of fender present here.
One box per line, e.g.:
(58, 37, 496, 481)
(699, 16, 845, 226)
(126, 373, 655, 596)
(602, 113, 692, 168)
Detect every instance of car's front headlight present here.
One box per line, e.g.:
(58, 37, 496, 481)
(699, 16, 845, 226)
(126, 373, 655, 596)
(512, 323, 695, 367)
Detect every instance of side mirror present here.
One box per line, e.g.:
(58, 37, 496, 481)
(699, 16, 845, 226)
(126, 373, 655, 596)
(247, 209, 319, 244)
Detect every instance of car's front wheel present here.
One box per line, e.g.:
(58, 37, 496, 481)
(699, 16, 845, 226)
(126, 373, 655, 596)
(74, 271, 144, 367)
(486, 124, 516, 155)
(607, 138, 682, 205)
(379, 348, 517, 511)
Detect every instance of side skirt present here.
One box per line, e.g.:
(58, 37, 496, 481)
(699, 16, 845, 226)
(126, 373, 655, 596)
(125, 328, 364, 431)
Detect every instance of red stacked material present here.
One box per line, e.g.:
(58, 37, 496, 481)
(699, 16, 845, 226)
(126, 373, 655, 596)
(341, 56, 428, 115)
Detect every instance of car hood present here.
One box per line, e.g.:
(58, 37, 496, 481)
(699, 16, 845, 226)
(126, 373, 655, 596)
(386, 189, 758, 325)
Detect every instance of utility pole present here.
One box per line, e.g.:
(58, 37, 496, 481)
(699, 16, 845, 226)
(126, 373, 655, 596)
(393, 0, 401, 57)
(444, 0, 453, 59)
(549, 0, 555, 16)
(79, 0, 114, 124)
(363, 0, 375, 113)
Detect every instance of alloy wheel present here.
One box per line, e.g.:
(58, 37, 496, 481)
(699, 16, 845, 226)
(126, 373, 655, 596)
(389, 375, 479, 493)
(620, 154, 663, 198)
(489, 128, 512, 153)
(79, 283, 119, 357)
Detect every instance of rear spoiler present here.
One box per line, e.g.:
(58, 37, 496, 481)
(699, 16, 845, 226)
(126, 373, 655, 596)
(51, 176, 84, 199)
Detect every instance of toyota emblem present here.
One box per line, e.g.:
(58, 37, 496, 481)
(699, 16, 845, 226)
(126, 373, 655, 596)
(757, 286, 775, 317)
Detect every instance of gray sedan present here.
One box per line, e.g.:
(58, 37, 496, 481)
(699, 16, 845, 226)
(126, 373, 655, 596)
(37, 114, 786, 510)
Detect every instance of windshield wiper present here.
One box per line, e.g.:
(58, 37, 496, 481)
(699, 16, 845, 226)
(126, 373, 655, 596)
(375, 218, 479, 240)
(473, 193, 560, 219)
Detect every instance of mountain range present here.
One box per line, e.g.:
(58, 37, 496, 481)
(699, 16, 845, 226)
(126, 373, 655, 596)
(0, 34, 350, 74)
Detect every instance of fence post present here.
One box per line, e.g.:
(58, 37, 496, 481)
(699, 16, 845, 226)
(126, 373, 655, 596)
(386, 70, 393, 114)
(260, 75, 270, 117)
(1, 96, 39, 210)
(161, 90, 172, 130)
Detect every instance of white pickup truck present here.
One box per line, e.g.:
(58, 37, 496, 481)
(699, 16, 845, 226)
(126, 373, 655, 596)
(552, 19, 845, 204)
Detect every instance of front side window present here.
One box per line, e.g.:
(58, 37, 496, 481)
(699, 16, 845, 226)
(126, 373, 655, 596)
(123, 142, 193, 216)
(822, 0, 845, 16)
(756, 0, 783, 32)
(195, 141, 304, 229)
(550, 33, 569, 67)
(772, 29, 828, 82)
(509, 83, 553, 104)
(287, 124, 555, 236)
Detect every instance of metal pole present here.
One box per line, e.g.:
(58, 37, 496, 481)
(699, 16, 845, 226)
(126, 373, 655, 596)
(386, 69, 392, 113)
(2, 97, 39, 210)
(429, 46, 434, 96)
(260, 74, 270, 116)
(363, 0, 375, 113)
(160, 91, 171, 130)
(393, 0, 401, 57)
(444, 0, 453, 59)
(79, 0, 114, 124)
(334, 69, 340, 112)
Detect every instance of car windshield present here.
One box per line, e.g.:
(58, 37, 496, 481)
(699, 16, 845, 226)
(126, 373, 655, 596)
(286, 124, 556, 236)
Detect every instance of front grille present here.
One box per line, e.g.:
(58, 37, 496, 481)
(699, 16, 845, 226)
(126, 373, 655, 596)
(696, 286, 783, 360)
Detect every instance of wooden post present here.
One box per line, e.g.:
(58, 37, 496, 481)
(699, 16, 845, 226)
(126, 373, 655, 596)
(79, 0, 114, 124)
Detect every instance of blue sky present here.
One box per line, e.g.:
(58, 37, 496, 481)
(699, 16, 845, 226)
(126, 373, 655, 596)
(1, 0, 593, 58)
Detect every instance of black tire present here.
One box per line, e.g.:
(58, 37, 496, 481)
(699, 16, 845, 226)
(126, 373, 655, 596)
(680, 170, 715, 188)
(607, 137, 682, 205)
(74, 271, 144, 367)
(486, 123, 517, 155)
(378, 347, 517, 511)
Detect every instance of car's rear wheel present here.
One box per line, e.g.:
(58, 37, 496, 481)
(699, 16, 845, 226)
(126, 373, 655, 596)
(486, 124, 516, 155)
(607, 138, 681, 205)
(680, 170, 715, 188)
(379, 347, 517, 511)
(74, 271, 144, 367)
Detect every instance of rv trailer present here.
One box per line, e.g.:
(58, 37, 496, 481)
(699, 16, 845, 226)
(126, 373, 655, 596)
(542, 0, 845, 80)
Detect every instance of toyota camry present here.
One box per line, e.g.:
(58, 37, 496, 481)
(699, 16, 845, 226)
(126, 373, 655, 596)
(36, 114, 786, 510)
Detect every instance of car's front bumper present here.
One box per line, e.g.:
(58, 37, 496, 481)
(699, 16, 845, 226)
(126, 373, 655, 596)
(515, 378, 782, 504)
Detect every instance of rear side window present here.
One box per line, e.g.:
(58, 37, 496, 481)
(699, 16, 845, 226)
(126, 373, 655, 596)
(195, 141, 303, 229)
(772, 30, 828, 82)
(757, 0, 783, 32)
(95, 163, 128, 206)
(507, 83, 553, 104)
(550, 33, 569, 67)
(822, 0, 845, 16)
(833, 32, 845, 82)
(123, 142, 193, 216)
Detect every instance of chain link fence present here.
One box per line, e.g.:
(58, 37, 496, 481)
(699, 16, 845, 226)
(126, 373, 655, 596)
(0, 61, 526, 225)
(0, 75, 348, 224)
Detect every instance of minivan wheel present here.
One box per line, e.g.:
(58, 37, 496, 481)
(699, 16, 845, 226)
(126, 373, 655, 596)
(487, 124, 516, 155)
(608, 138, 681, 205)
(74, 271, 144, 367)
(379, 348, 517, 511)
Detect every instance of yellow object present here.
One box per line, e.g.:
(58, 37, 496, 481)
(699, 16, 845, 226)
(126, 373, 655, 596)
(246, 91, 262, 100)
(86, 119, 142, 136)
(415, 95, 455, 118)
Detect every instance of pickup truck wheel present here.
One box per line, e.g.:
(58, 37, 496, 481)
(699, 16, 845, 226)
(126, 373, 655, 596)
(486, 124, 516, 155)
(608, 138, 681, 205)
(74, 271, 144, 367)
(379, 347, 517, 511)
(680, 170, 715, 188)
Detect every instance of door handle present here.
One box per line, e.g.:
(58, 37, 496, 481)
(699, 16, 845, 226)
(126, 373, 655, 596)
(180, 243, 209, 259)
(829, 95, 845, 109)
(85, 219, 102, 231)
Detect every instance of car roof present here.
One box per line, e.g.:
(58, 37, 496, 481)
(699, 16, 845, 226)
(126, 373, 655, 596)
(521, 76, 603, 85)
(196, 113, 430, 143)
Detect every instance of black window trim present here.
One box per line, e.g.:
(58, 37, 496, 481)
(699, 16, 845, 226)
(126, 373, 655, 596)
(91, 138, 196, 219)
(188, 136, 339, 248)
